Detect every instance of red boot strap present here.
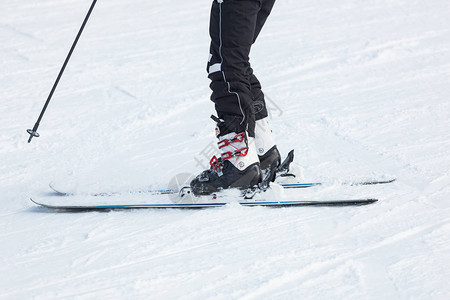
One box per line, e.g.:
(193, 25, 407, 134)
(217, 132, 246, 149)
(210, 155, 222, 173)
(221, 147, 249, 160)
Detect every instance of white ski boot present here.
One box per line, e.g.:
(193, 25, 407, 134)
(255, 117, 304, 184)
(190, 131, 261, 196)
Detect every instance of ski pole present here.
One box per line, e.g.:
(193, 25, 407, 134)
(27, 0, 98, 143)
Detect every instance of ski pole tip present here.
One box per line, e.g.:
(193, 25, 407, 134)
(27, 129, 40, 143)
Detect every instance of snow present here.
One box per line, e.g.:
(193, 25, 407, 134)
(1, 0, 449, 298)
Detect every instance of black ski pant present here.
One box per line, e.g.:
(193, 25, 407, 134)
(207, 0, 276, 138)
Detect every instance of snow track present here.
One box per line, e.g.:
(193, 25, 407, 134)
(1, 0, 449, 298)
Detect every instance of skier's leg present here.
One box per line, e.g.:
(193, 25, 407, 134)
(191, 0, 263, 196)
(253, 0, 276, 43)
(250, 0, 276, 122)
(250, 1, 303, 184)
(250, 0, 281, 176)
(207, 0, 260, 138)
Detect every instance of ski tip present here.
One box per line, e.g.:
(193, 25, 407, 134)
(376, 178, 396, 184)
(30, 198, 55, 209)
(30, 198, 54, 208)
(48, 182, 67, 195)
(351, 178, 396, 186)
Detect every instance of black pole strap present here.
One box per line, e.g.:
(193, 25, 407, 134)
(27, 0, 98, 143)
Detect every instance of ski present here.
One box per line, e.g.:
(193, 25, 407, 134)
(34, 176, 382, 210)
(48, 148, 395, 197)
(348, 178, 396, 186)
(49, 178, 395, 196)
(48, 182, 322, 196)
(30, 197, 377, 210)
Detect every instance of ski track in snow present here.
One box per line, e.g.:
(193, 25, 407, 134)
(1, 0, 449, 299)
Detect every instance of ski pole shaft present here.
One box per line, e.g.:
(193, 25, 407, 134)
(27, 0, 98, 143)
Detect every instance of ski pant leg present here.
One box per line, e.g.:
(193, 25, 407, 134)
(250, 0, 275, 121)
(208, 0, 275, 138)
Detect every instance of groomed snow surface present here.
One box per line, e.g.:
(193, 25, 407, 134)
(1, 0, 449, 298)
